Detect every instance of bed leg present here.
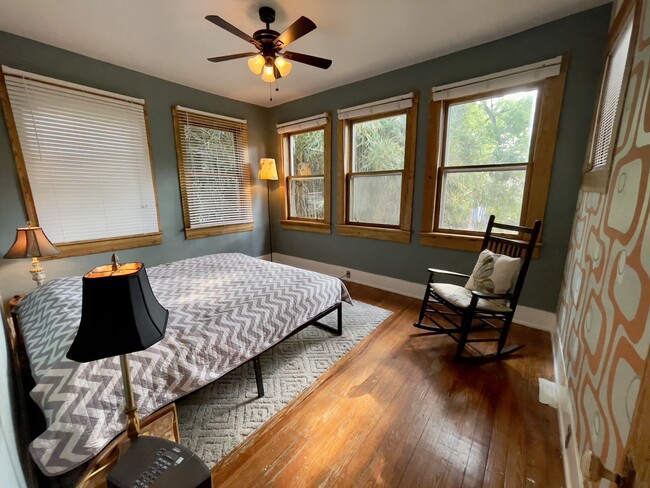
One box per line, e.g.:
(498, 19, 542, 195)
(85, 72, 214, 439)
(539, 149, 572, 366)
(337, 302, 343, 336)
(253, 356, 264, 398)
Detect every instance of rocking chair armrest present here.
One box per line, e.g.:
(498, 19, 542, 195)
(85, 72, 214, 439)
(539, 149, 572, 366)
(469, 289, 512, 300)
(427, 268, 471, 280)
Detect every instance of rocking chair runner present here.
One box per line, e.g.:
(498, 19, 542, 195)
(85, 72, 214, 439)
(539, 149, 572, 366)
(413, 216, 542, 361)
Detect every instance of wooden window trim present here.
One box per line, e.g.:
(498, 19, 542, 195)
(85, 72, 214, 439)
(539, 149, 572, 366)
(582, 0, 640, 192)
(336, 93, 419, 243)
(43, 233, 163, 260)
(420, 60, 568, 255)
(184, 223, 254, 240)
(277, 114, 332, 234)
(0, 71, 162, 259)
(172, 107, 253, 239)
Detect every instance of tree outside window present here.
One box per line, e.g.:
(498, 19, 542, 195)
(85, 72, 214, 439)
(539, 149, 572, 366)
(439, 89, 538, 232)
(349, 115, 406, 226)
(336, 92, 418, 243)
(421, 59, 568, 253)
(289, 129, 325, 220)
(277, 113, 332, 234)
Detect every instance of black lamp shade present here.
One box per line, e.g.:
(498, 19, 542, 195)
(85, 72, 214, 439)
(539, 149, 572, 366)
(67, 263, 168, 362)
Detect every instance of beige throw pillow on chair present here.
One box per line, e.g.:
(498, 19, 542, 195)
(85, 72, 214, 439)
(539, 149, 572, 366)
(465, 249, 521, 295)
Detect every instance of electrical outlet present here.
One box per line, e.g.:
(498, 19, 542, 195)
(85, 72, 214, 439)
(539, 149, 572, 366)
(345, 270, 351, 279)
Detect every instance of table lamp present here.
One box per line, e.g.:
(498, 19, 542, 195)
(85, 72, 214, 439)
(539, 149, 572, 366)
(3, 222, 59, 286)
(67, 255, 169, 439)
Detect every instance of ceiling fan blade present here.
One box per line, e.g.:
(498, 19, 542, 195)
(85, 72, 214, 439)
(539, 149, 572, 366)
(207, 52, 258, 63)
(283, 51, 332, 69)
(205, 15, 258, 47)
(274, 16, 316, 48)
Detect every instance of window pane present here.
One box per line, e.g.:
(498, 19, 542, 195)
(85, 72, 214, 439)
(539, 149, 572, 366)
(445, 90, 538, 167)
(4, 71, 159, 244)
(289, 177, 324, 220)
(352, 115, 406, 172)
(180, 117, 253, 229)
(440, 170, 526, 231)
(350, 173, 402, 226)
(290, 130, 324, 176)
(591, 20, 633, 170)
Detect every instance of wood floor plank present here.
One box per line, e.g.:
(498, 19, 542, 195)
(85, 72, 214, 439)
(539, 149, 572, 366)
(210, 283, 565, 488)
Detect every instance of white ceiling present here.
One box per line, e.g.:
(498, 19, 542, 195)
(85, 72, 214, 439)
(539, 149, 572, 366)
(0, 0, 609, 108)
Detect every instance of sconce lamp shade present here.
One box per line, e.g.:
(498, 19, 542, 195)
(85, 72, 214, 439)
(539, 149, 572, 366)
(258, 158, 278, 180)
(67, 263, 169, 362)
(3, 224, 59, 259)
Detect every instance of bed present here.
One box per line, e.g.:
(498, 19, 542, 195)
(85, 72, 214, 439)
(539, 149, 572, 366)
(9, 253, 351, 479)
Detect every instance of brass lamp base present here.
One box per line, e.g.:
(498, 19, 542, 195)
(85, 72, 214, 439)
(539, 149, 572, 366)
(119, 354, 140, 440)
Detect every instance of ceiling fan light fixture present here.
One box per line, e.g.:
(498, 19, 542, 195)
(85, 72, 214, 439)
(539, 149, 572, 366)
(274, 56, 292, 77)
(261, 64, 276, 83)
(247, 54, 265, 75)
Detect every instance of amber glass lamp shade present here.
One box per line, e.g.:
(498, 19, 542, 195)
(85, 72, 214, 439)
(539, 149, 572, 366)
(247, 54, 265, 75)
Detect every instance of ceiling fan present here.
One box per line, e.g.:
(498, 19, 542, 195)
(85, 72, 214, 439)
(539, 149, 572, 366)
(205, 6, 332, 83)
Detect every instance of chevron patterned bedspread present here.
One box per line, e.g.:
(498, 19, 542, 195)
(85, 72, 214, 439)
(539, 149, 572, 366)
(15, 253, 351, 476)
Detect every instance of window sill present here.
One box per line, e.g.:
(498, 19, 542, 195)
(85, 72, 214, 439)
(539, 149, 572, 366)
(420, 231, 542, 258)
(581, 167, 610, 193)
(280, 220, 331, 234)
(44, 232, 163, 259)
(185, 222, 253, 240)
(337, 224, 411, 243)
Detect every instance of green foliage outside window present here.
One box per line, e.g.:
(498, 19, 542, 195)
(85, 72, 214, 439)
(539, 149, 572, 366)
(352, 115, 406, 172)
(290, 130, 325, 220)
(441, 90, 537, 231)
(348, 114, 406, 225)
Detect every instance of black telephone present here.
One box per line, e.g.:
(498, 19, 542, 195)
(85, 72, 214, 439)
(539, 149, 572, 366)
(107, 436, 211, 488)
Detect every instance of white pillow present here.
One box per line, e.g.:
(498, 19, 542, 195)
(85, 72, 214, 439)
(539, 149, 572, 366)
(465, 249, 521, 295)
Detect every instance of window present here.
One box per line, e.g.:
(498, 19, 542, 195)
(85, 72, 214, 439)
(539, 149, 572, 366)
(1, 66, 161, 258)
(582, 0, 637, 192)
(421, 57, 567, 252)
(277, 113, 331, 233)
(172, 106, 253, 239)
(337, 93, 418, 243)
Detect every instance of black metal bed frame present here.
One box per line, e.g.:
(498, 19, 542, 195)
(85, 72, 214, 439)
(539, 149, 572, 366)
(249, 301, 342, 397)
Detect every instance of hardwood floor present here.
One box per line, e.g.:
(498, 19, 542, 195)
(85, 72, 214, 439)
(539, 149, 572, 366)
(211, 283, 564, 487)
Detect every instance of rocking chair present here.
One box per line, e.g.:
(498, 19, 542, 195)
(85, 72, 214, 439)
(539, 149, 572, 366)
(413, 215, 541, 361)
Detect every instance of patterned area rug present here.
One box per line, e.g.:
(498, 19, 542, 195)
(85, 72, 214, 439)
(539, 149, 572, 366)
(176, 300, 391, 467)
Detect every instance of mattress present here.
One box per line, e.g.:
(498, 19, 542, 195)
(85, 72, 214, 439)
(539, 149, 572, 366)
(15, 253, 350, 476)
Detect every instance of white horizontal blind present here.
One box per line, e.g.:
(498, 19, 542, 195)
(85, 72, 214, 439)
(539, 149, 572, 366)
(431, 56, 562, 101)
(174, 106, 252, 229)
(277, 113, 328, 134)
(337, 93, 414, 120)
(3, 67, 159, 244)
(590, 20, 633, 170)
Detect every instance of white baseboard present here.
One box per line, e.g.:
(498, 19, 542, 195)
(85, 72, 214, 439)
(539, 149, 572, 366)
(552, 329, 583, 488)
(273, 253, 556, 332)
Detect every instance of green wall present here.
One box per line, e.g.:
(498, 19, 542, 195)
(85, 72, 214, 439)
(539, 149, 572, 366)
(0, 5, 611, 311)
(0, 31, 273, 300)
(268, 5, 612, 311)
